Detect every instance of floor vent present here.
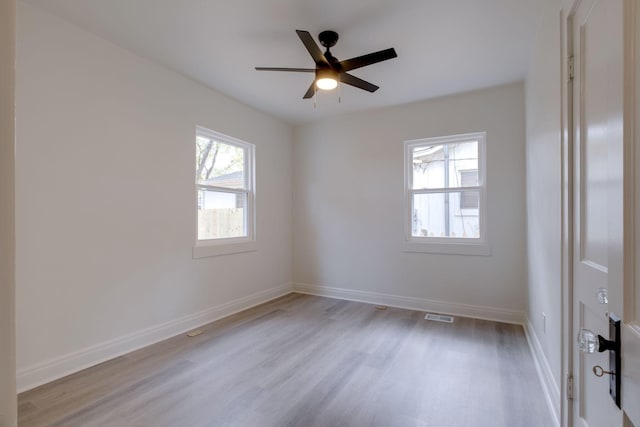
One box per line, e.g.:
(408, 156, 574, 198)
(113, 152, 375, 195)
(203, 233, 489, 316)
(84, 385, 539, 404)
(424, 313, 454, 323)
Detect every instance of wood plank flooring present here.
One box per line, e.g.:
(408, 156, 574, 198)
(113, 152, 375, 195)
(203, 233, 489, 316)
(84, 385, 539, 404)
(18, 294, 554, 426)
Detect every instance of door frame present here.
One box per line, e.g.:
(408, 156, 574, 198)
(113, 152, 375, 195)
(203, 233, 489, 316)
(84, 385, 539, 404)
(0, 0, 16, 425)
(560, 1, 574, 426)
(560, 0, 638, 426)
(622, 0, 640, 424)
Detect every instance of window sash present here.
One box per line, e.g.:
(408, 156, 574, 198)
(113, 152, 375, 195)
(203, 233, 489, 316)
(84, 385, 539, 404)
(196, 187, 252, 241)
(409, 139, 481, 191)
(197, 189, 248, 240)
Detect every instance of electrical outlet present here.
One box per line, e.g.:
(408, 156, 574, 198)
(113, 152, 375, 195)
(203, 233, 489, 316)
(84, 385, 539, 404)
(542, 312, 546, 333)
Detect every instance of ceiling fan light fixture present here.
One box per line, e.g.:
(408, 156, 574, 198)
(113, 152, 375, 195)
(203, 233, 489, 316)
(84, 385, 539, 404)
(254, 30, 397, 99)
(315, 69, 338, 91)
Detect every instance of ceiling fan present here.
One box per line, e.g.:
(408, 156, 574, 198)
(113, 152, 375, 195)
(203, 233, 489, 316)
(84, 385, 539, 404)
(255, 30, 397, 99)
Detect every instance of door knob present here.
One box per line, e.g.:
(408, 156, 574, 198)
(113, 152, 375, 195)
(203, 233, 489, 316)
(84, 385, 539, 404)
(577, 328, 616, 353)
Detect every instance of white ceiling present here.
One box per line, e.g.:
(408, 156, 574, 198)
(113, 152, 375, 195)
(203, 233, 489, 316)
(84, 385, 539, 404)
(22, 0, 541, 125)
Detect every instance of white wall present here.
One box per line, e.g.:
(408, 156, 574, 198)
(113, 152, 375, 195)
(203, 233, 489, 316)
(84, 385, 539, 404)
(15, 2, 292, 391)
(292, 83, 527, 320)
(524, 0, 563, 410)
(0, 0, 17, 424)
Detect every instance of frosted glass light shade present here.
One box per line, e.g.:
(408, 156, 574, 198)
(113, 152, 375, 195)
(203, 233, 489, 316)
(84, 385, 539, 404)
(315, 68, 338, 90)
(316, 77, 337, 90)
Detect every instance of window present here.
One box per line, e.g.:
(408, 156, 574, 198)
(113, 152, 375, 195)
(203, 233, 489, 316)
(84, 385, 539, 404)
(404, 132, 489, 256)
(194, 126, 256, 258)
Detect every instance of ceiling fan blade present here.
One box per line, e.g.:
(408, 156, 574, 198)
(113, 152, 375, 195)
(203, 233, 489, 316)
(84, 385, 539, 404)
(339, 72, 379, 93)
(296, 30, 330, 66)
(339, 48, 397, 72)
(303, 82, 316, 99)
(255, 67, 316, 72)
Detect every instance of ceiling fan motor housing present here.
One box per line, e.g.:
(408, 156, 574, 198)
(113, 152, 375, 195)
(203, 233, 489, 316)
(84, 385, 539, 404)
(318, 30, 339, 48)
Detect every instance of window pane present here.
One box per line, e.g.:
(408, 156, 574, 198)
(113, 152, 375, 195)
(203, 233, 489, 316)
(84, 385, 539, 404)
(412, 192, 480, 238)
(412, 141, 478, 189)
(197, 189, 247, 239)
(196, 137, 245, 189)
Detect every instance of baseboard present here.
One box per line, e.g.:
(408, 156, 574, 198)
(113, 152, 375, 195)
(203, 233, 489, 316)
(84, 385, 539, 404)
(524, 320, 561, 427)
(293, 283, 525, 325)
(17, 283, 293, 393)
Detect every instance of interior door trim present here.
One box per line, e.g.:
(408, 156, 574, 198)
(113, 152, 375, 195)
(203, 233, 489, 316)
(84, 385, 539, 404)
(561, 1, 580, 427)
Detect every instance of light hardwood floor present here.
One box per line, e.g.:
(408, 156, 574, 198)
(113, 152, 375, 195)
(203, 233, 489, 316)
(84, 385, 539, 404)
(18, 293, 553, 426)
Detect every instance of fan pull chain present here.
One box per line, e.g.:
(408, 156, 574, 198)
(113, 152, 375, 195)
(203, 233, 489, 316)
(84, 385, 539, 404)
(313, 84, 317, 109)
(338, 74, 341, 104)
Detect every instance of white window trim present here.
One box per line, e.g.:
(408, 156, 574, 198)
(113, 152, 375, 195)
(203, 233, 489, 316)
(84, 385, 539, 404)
(403, 132, 490, 256)
(193, 126, 256, 258)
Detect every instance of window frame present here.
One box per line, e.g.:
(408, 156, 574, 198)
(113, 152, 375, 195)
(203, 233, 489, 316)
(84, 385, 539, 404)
(403, 132, 490, 256)
(193, 126, 256, 258)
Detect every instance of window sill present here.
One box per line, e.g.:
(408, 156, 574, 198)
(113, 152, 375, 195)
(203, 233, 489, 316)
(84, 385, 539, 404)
(193, 240, 257, 259)
(403, 241, 491, 256)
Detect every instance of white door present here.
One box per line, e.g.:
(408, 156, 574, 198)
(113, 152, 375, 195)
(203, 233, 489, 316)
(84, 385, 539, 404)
(570, 0, 640, 425)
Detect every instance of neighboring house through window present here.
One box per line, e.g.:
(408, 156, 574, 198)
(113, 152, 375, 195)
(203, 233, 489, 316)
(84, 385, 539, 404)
(193, 126, 256, 258)
(404, 132, 489, 256)
(459, 169, 480, 209)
